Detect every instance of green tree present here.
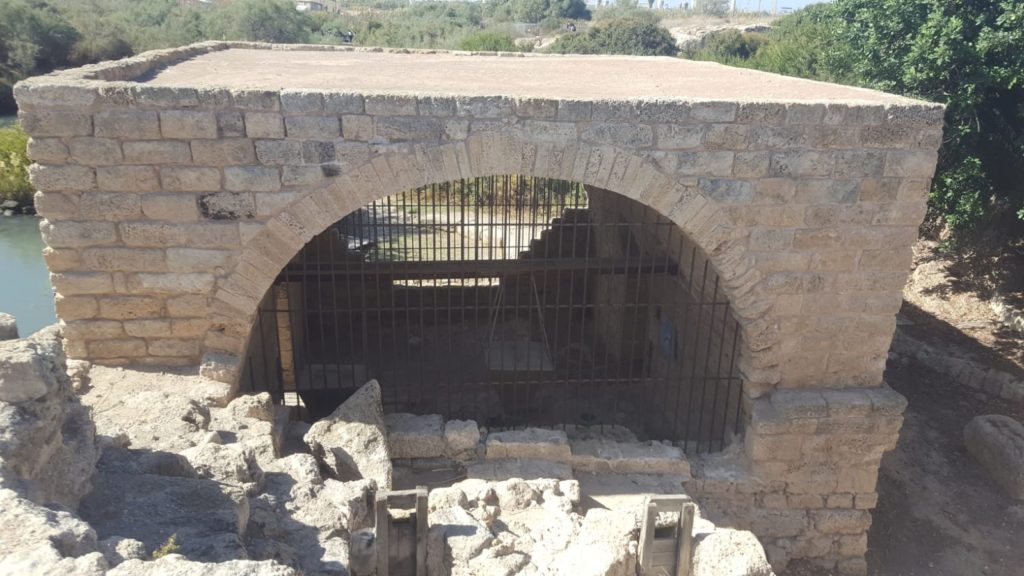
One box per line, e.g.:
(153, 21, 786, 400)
(485, 0, 589, 24)
(207, 0, 313, 43)
(547, 16, 678, 56)
(0, 124, 32, 205)
(829, 0, 1024, 231)
(0, 0, 78, 112)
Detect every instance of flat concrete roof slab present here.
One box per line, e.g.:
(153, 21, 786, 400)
(139, 48, 911, 104)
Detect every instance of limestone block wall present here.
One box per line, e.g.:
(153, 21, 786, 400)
(15, 42, 945, 575)
(689, 385, 906, 574)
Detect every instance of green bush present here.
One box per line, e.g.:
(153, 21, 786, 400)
(684, 28, 767, 62)
(0, 0, 79, 113)
(547, 16, 678, 56)
(0, 124, 32, 206)
(151, 534, 181, 560)
(459, 31, 524, 52)
(484, 0, 589, 24)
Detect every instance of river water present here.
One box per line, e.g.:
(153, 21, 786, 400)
(0, 216, 56, 335)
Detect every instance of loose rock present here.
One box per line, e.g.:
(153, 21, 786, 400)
(964, 414, 1024, 499)
(386, 412, 445, 459)
(304, 380, 392, 488)
(692, 528, 776, 576)
(0, 313, 18, 341)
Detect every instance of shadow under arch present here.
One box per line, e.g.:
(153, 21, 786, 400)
(208, 132, 771, 428)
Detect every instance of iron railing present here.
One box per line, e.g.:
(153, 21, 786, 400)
(242, 176, 743, 453)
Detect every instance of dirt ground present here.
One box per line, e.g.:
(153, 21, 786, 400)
(903, 239, 1024, 369)
(866, 356, 1024, 576)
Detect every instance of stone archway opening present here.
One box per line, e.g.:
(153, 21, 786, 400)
(241, 175, 744, 453)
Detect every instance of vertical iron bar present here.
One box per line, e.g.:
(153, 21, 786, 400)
(695, 276, 720, 454)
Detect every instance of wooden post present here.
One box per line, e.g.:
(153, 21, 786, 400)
(677, 503, 696, 576)
(638, 499, 658, 573)
(375, 492, 390, 576)
(415, 486, 428, 576)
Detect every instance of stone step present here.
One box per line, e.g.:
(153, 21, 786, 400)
(465, 458, 574, 481)
(570, 438, 691, 477)
(485, 428, 571, 461)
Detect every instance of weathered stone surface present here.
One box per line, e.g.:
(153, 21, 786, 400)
(0, 327, 99, 508)
(182, 443, 265, 494)
(0, 327, 65, 403)
(487, 428, 572, 461)
(427, 506, 493, 576)
(79, 472, 250, 562)
(107, 556, 299, 576)
(200, 352, 240, 384)
(444, 419, 480, 459)
(466, 458, 574, 481)
(964, 414, 1024, 499)
(226, 392, 275, 422)
(304, 380, 392, 489)
(692, 528, 776, 576)
(0, 487, 98, 569)
(97, 536, 146, 567)
(386, 412, 445, 459)
(550, 509, 637, 576)
(571, 437, 690, 476)
(0, 313, 17, 341)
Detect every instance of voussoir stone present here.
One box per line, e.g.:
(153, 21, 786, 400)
(964, 414, 1024, 499)
(304, 379, 392, 489)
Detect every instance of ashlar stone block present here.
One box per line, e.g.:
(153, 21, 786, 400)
(385, 413, 446, 459)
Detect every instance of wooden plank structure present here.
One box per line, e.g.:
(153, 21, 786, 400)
(375, 486, 429, 576)
(638, 495, 697, 576)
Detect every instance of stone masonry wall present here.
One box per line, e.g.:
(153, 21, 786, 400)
(689, 385, 906, 574)
(15, 42, 944, 575)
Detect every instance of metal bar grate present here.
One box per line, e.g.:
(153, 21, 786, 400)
(243, 176, 744, 453)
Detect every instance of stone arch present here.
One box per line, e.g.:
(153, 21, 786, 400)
(207, 131, 776, 392)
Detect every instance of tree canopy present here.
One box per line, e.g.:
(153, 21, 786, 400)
(547, 15, 678, 56)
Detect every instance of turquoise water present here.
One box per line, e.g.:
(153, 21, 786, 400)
(0, 216, 56, 335)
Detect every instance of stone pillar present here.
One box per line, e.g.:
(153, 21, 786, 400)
(742, 387, 906, 574)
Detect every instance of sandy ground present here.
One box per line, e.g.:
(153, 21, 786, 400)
(903, 240, 1023, 370)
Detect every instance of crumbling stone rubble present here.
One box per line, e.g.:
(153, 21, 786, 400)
(0, 321, 776, 576)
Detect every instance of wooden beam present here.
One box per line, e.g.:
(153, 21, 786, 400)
(375, 492, 390, 576)
(416, 486, 428, 576)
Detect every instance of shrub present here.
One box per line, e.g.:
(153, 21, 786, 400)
(0, 124, 32, 206)
(459, 31, 524, 52)
(151, 534, 181, 559)
(547, 16, 678, 56)
(685, 28, 767, 62)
